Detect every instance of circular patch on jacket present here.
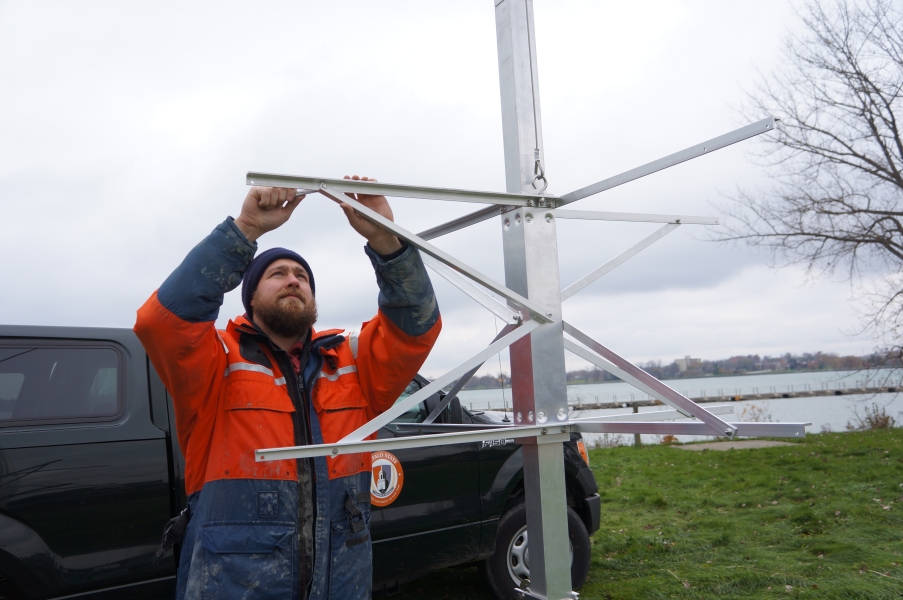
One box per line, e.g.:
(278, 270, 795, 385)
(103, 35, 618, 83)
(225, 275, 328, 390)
(370, 451, 404, 507)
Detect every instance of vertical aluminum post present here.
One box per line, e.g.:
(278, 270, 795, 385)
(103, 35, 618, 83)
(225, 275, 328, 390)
(495, 1, 573, 598)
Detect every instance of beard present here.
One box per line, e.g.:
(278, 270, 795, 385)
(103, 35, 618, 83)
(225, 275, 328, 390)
(253, 291, 318, 339)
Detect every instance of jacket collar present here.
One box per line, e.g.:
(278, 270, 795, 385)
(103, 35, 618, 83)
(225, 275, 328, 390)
(227, 315, 345, 350)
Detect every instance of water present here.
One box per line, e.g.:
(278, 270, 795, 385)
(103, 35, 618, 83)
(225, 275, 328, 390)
(457, 370, 895, 410)
(456, 370, 903, 446)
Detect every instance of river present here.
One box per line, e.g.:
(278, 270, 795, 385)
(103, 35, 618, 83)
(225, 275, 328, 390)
(456, 370, 903, 446)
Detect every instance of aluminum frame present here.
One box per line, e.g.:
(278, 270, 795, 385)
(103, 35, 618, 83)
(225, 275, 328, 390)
(247, 3, 799, 598)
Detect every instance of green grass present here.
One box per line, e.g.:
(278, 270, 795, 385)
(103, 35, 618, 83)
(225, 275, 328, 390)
(388, 429, 903, 599)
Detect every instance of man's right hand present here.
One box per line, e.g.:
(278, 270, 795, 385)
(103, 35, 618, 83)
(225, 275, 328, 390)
(233, 187, 304, 243)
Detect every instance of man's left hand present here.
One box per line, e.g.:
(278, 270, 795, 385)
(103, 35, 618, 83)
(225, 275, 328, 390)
(339, 175, 403, 255)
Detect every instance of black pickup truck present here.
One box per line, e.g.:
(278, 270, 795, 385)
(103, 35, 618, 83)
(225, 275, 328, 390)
(0, 325, 600, 600)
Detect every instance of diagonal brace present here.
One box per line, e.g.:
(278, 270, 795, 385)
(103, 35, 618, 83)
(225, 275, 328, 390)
(317, 183, 553, 323)
(558, 117, 776, 205)
(422, 324, 517, 424)
(418, 205, 512, 241)
(421, 254, 521, 324)
(340, 320, 541, 442)
(562, 321, 738, 437)
(561, 223, 679, 301)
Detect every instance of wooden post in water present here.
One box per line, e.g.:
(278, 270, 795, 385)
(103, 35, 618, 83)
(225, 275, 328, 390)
(633, 403, 641, 447)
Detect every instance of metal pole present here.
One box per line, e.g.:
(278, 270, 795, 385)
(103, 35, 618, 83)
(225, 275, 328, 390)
(633, 403, 642, 447)
(495, 2, 572, 599)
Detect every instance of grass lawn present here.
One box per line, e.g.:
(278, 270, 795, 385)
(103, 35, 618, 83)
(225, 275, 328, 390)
(388, 429, 903, 599)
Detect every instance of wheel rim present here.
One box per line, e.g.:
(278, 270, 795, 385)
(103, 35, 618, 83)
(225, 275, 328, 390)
(505, 524, 573, 585)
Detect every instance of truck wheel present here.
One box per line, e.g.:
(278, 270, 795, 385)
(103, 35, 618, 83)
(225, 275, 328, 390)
(482, 501, 590, 600)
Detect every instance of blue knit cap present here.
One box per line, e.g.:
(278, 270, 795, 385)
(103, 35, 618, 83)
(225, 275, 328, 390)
(241, 247, 315, 317)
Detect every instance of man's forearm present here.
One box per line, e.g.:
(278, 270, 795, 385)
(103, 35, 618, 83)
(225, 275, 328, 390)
(157, 217, 257, 323)
(367, 244, 439, 337)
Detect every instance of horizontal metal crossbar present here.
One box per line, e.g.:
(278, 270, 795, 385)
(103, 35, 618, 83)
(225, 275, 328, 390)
(569, 405, 735, 422)
(316, 184, 553, 324)
(561, 223, 679, 301)
(255, 418, 808, 462)
(258, 422, 570, 462)
(339, 320, 541, 442)
(552, 209, 718, 225)
(558, 117, 776, 205)
(406, 405, 738, 433)
(246, 172, 556, 207)
(421, 254, 521, 324)
(563, 322, 738, 437)
(575, 421, 808, 438)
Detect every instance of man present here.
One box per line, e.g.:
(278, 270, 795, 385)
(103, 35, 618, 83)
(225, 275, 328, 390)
(134, 178, 441, 600)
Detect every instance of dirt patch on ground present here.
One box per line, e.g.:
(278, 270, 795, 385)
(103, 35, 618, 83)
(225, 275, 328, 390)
(673, 440, 797, 451)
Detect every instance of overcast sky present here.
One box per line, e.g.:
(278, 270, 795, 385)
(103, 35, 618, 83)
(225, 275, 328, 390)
(0, 0, 874, 378)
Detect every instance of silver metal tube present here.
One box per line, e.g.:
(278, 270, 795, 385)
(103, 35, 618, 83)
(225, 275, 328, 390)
(560, 223, 679, 301)
(575, 421, 808, 438)
(418, 205, 512, 241)
(496, 1, 572, 598)
(339, 320, 540, 442)
(246, 172, 555, 207)
(558, 117, 777, 205)
(257, 422, 571, 462)
(254, 417, 806, 463)
(553, 209, 718, 226)
(570, 405, 735, 422)
(316, 184, 552, 324)
(562, 323, 738, 437)
(421, 254, 521, 324)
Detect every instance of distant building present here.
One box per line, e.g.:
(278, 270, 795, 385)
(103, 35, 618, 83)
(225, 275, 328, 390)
(675, 355, 701, 372)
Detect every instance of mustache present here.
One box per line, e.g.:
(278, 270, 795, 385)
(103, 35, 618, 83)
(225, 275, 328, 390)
(277, 290, 306, 301)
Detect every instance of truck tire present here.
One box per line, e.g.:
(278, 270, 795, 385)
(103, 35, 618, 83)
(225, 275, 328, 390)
(482, 501, 590, 600)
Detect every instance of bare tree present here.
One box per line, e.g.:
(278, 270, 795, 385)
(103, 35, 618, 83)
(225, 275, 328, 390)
(718, 0, 903, 371)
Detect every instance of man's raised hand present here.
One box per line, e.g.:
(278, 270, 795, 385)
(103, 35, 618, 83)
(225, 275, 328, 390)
(234, 187, 304, 243)
(339, 175, 402, 255)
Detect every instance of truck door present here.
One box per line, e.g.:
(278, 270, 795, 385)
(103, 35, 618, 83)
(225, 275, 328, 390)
(0, 330, 174, 599)
(370, 377, 482, 588)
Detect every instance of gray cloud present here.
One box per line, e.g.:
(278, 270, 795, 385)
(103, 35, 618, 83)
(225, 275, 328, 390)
(1, 0, 865, 378)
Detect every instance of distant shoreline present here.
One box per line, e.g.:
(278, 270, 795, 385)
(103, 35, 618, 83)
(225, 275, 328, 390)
(461, 368, 878, 391)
